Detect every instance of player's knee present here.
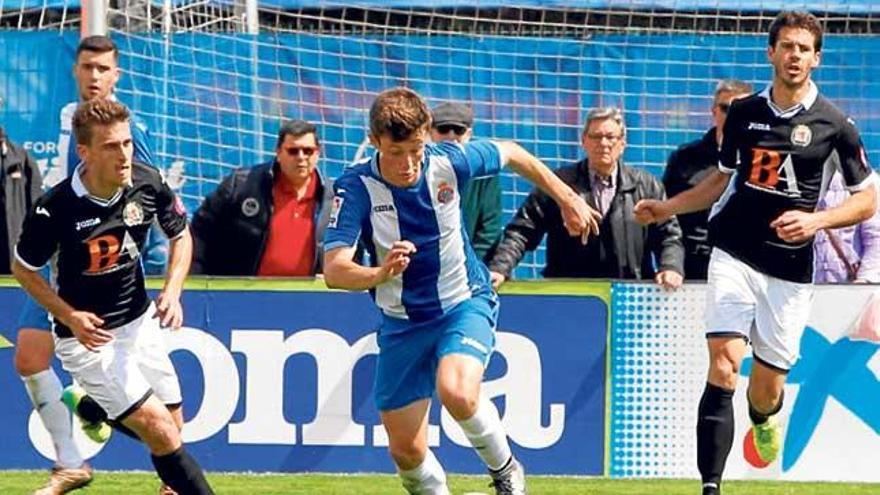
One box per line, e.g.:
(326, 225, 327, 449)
(13, 344, 51, 376)
(131, 406, 182, 454)
(708, 353, 740, 388)
(388, 440, 427, 469)
(436, 385, 479, 420)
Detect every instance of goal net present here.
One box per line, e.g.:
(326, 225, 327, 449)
(4, 1, 879, 279)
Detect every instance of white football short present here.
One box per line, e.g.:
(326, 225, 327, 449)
(704, 248, 814, 371)
(54, 303, 182, 421)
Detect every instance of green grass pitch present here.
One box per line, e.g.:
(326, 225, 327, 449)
(1, 471, 877, 494)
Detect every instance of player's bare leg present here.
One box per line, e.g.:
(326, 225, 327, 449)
(157, 404, 185, 495)
(16, 328, 92, 494)
(697, 336, 748, 495)
(382, 399, 448, 494)
(437, 354, 524, 495)
(121, 396, 213, 495)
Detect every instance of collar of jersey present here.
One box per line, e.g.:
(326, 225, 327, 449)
(71, 164, 124, 207)
(759, 80, 818, 119)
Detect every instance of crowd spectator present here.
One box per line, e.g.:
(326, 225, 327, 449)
(488, 106, 684, 289)
(814, 171, 880, 283)
(191, 119, 334, 276)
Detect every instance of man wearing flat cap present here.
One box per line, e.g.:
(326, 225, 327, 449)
(431, 102, 503, 262)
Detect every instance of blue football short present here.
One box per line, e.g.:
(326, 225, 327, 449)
(16, 265, 52, 333)
(374, 292, 499, 411)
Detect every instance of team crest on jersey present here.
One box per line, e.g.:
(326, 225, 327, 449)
(790, 124, 812, 147)
(241, 197, 260, 217)
(123, 201, 144, 227)
(437, 182, 455, 204)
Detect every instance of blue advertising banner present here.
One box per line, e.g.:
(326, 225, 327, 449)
(0, 283, 607, 475)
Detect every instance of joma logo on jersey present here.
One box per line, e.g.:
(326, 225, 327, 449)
(84, 231, 140, 274)
(746, 148, 801, 197)
(75, 217, 101, 231)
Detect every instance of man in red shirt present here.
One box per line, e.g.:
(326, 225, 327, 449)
(192, 120, 335, 276)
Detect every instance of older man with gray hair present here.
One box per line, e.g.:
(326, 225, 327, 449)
(488, 106, 684, 289)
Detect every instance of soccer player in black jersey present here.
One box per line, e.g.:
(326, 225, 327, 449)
(12, 99, 213, 494)
(635, 11, 877, 495)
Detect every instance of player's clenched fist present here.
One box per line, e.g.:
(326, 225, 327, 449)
(633, 199, 672, 225)
(379, 240, 417, 282)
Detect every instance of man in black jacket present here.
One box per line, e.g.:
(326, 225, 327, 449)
(191, 119, 334, 276)
(0, 127, 42, 274)
(488, 107, 684, 289)
(663, 79, 752, 280)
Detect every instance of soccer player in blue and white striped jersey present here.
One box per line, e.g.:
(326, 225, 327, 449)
(324, 87, 600, 495)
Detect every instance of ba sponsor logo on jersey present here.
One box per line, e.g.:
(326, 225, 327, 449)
(790, 124, 812, 147)
(748, 122, 771, 131)
(437, 181, 455, 204)
(123, 201, 144, 227)
(35, 206, 50, 218)
(746, 147, 801, 198)
(75, 217, 101, 231)
(84, 230, 140, 274)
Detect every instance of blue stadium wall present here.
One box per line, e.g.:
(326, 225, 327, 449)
(1, 279, 878, 481)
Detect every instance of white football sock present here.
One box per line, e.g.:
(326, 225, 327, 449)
(22, 369, 83, 469)
(456, 397, 512, 471)
(398, 449, 449, 495)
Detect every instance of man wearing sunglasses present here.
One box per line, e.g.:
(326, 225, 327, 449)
(662, 79, 752, 280)
(191, 119, 335, 276)
(430, 102, 503, 263)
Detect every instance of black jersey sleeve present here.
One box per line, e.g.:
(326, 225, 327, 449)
(717, 103, 743, 175)
(836, 117, 875, 192)
(14, 197, 59, 270)
(154, 174, 188, 239)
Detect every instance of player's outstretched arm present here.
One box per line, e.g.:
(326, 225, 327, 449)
(324, 242, 416, 291)
(154, 226, 192, 329)
(634, 169, 731, 225)
(496, 141, 601, 241)
(12, 260, 110, 350)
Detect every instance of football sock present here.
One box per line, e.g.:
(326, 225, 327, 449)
(398, 449, 448, 495)
(22, 369, 84, 469)
(456, 397, 512, 471)
(697, 382, 735, 491)
(151, 446, 214, 495)
(748, 389, 784, 425)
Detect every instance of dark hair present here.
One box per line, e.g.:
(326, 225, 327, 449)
(72, 99, 130, 145)
(276, 119, 319, 149)
(76, 35, 119, 63)
(768, 11, 823, 52)
(369, 87, 432, 142)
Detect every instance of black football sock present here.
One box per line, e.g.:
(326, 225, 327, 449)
(697, 382, 735, 494)
(151, 446, 214, 495)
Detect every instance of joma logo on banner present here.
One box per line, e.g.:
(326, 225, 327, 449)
(28, 327, 565, 459)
